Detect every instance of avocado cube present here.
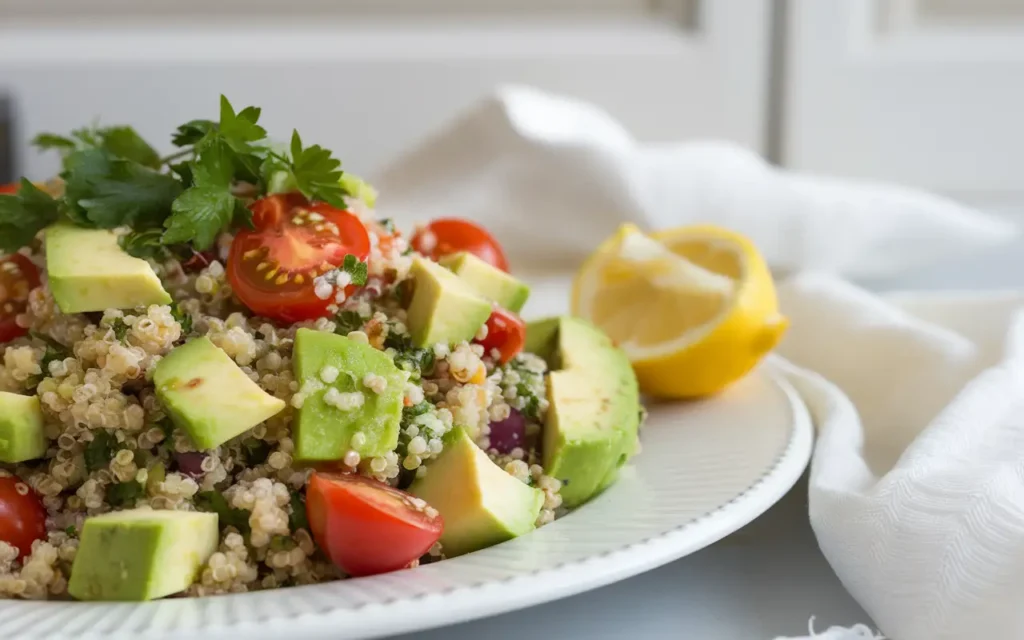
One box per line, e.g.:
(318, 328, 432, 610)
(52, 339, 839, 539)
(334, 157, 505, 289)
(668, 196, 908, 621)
(406, 257, 492, 348)
(292, 328, 406, 461)
(68, 509, 218, 601)
(527, 317, 640, 507)
(0, 392, 46, 463)
(440, 252, 530, 313)
(154, 337, 285, 450)
(410, 428, 543, 557)
(45, 224, 171, 314)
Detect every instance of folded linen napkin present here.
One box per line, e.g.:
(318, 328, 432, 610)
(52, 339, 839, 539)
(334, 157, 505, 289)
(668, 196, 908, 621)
(771, 277, 1024, 640)
(372, 86, 1024, 640)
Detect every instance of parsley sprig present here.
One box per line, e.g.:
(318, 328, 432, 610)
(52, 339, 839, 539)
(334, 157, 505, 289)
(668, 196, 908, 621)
(8, 95, 356, 257)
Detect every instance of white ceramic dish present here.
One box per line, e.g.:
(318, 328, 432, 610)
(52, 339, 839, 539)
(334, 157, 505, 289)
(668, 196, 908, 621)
(0, 362, 812, 640)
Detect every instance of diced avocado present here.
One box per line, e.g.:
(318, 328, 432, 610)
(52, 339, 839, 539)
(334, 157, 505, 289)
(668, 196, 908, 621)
(292, 328, 406, 461)
(153, 337, 285, 450)
(45, 224, 171, 314)
(406, 257, 492, 348)
(526, 316, 640, 508)
(0, 392, 46, 463)
(68, 509, 218, 602)
(339, 172, 378, 208)
(440, 252, 530, 313)
(410, 427, 543, 557)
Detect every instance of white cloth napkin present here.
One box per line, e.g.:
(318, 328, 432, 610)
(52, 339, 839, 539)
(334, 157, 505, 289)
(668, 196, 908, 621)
(770, 277, 1024, 640)
(373, 85, 1015, 278)
(372, 86, 1024, 640)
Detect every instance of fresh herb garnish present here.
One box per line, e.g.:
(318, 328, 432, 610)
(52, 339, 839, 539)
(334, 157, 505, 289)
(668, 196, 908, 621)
(105, 480, 144, 507)
(33, 125, 162, 169)
(340, 254, 368, 287)
(0, 179, 61, 252)
(379, 218, 395, 234)
(335, 310, 366, 335)
(402, 401, 432, 423)
(64, 525, 76, 536)
(109, 318, 130, 342)
(196, 490, 251, 534)
(385, 328, 435, 378)
(269, 535, 297, 551)
(288, 491, 309, 532)
(170, 302, 193, 335)
(30, 331, 69, 374)
(84, 430, 117, 472)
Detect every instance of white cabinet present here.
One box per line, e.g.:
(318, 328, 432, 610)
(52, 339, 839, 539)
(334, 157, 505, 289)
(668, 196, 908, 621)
(0, 1, 770, 179)
(784, 0, 1024, 204)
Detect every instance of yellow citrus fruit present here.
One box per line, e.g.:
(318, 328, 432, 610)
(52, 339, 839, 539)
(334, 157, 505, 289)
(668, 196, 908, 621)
(571, 224, 788, 399)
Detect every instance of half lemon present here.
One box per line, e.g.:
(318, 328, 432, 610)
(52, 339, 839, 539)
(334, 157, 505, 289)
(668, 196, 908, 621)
(571, 224, 787, 399)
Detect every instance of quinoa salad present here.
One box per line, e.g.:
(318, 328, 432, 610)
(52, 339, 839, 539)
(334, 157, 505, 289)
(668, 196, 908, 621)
(0, 98, 642, 602)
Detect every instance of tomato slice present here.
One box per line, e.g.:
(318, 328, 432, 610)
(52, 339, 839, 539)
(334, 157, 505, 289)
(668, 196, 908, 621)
(0, 475, 47, 559)
(474, 307, 526, 365)
(410, 218, 509, 272)
(0, 183, 18, 195)
(0, 254, 41, 344)
(227, 193, 371, 323)
(306, 471, 442, 577)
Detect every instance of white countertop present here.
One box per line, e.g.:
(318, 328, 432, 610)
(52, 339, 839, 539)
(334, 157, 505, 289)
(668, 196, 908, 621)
(389, 228, 1024, 640)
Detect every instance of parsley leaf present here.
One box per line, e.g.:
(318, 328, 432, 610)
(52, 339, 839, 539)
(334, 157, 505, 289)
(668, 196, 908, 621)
(335, 310, 366, 335)
(288, 492, 309, 532)
(196, 490, 251, 534)
(106, 481, 144, 508)
(171, 119, 216, 147)
(63, 149, 183, 229)
(163, 185, 237, 250)
(119, 228, 169, 261)
(340, 254, 368, 286)
(110, 318, 130, 342)
(32, 133, 77, 153)
(84, 430, 117, 472)
(286, 130, 347, 207)
(219, 97, 266, 146)
(269, 535, 297, 551)
(96, 126, 161, 168)
(170, 302, 193, 335)
(0, 179, 61, 252)
(31, 332, 69, 374)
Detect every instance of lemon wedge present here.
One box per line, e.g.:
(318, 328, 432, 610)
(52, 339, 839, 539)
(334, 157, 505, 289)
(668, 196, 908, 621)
(572, 224, 788, 399)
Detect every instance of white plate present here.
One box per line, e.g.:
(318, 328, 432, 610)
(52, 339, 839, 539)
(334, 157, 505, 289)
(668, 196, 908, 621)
(0, 364, 812, 640)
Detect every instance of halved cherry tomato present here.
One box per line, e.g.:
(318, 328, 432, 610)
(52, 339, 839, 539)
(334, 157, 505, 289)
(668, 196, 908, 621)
(306, 471, 442, 577)
(0, 183, 18, 194)
(474, 307, 526, 365)
(0, 475, 47, 559)
(410, 218, 509, 272)
(227, 193, 370, 323)
(0, 254, 41, 344)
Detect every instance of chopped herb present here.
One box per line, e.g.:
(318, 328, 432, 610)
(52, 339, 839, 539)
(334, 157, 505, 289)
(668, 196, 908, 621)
(240, 438, 271, 466)
(171, 119, 216, 148)
(196, 490, 251, 534)
(156, 417, 176, 441)
(110, 318, 130, 342)
(519, 388, 541, 422)
(31, 331, 69, 374)
(84, 430, 117, 472)
(0, 179, 61, 253)
(340, 254, 368, 287)
(288, 491, 309, 532)
(118, 228, 170, 261)
(105, 480, 144, 507)
(379, 218, 395, 234)
(402, 401, 433, 424)
(269, 535, 297, 551)
(64, 525, 76, 536)
(170, 301, 193, 335)
(334, 310, 366, 335)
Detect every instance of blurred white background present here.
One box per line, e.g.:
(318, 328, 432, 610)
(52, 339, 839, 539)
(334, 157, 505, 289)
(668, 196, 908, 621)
(0, 0, 1022, 212)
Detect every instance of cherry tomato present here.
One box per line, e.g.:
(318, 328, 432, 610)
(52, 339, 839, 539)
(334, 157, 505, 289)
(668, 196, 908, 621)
(0, 254, 41, 344)
(0, 475, 47, 559)
(0, 183, 18, 194)
(306, 471, 442, 577)
(474, 307, 526, 365)
(410, 218, 509, 272)
(227, 193, 371, 323)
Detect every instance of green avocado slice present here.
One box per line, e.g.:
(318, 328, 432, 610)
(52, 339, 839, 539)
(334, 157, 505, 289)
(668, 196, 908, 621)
(526, 316, 641, 507)
(0, 392, 46, 463)
(440, 251, 530, 313)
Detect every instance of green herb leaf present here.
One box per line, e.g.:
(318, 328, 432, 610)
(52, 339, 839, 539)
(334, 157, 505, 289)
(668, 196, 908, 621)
(335, 310, 366, 335)
(84, 430, 116, 472)
(289, 491, 309, 532)
(379, 218, 395, 234)
(402, 401, 432, 422)
(171, 119, 216, 147)
(340, 254, 368, 287)
(97, 126, 161, 168)
(0, 179, 61, 253)
(119, 228, 169, 261)
(219, 97, 266, 146)
(106, 480, 144, 508)
(286, 130, 347, 207)
(32, 133, 77, 153)
(156, 417, 176, 441)
(110, 318, 130, 342)
(191, 138, 235, 188)
(269, 535, 297, 552)
(196, 490, 251, 534)
(31, 332, 70, 374)
(168, 161, 194, 188)
(163, 185, 236, 250)
(64, 524, 76, 536)
(170, 302, 193, 335)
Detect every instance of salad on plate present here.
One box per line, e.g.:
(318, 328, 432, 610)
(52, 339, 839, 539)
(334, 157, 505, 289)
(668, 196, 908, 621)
(0, 97, 642, 601)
